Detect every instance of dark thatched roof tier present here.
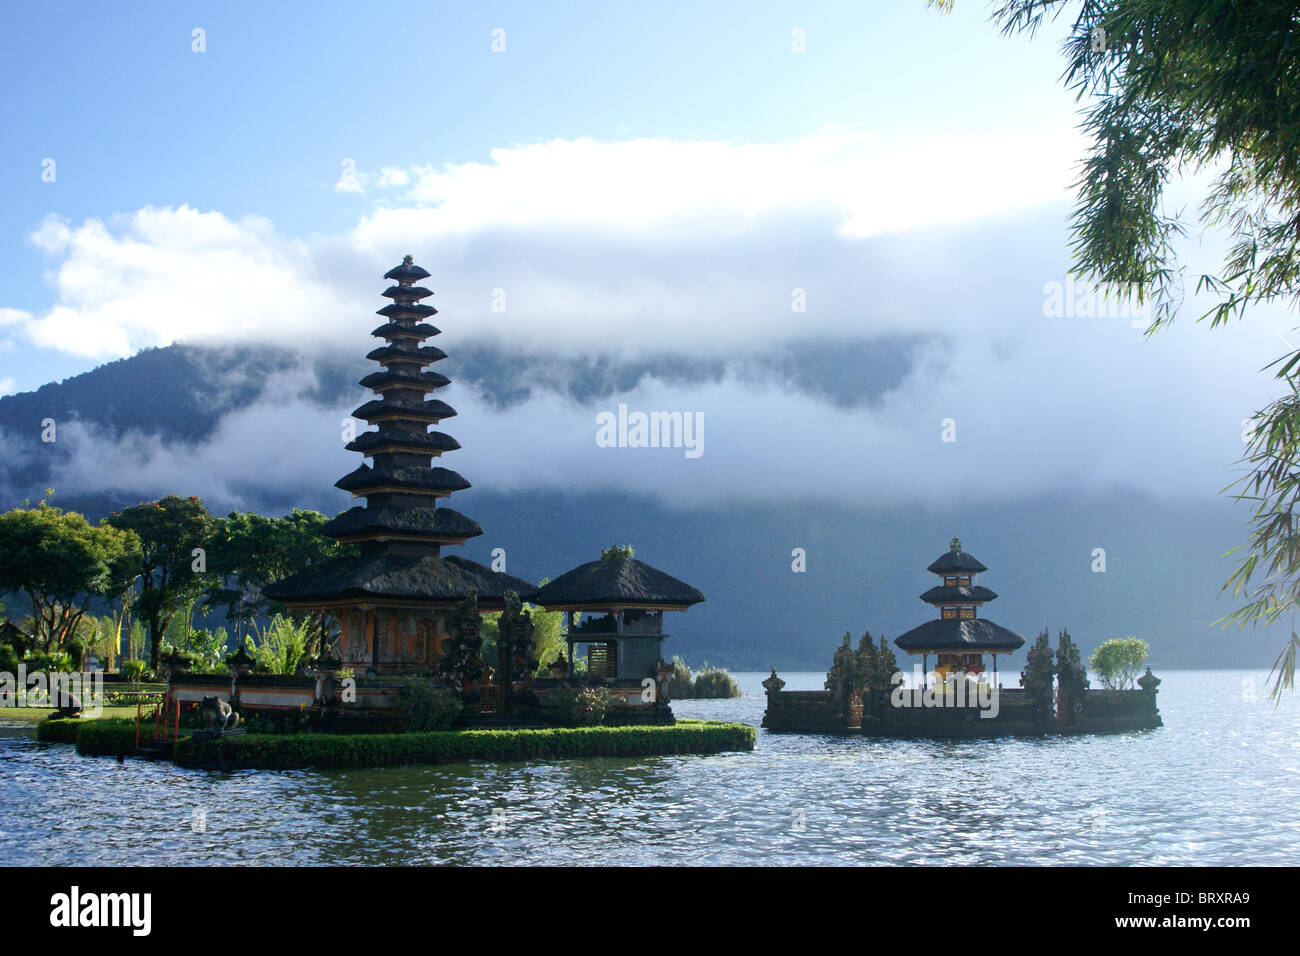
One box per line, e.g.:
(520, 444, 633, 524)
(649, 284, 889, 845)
(383, 259, 431, 283)
(335, 464, 470, 495)
(376, 302, 438, 320)
(381, 285, 433, 301)
(894, 618, 1025, 653)
(371, 321, 440, 340)
(365, 345, 447, 365)
(919, 585, 998, 605)
(264, 553, 534, 607)
(926, 550, 988, 574)
(351, 397, 456, 423)
(345, 430, 460, 455)
(359, 369, 451, 391)
(322, 505, 482, 541)
(529, 555, 705, 609)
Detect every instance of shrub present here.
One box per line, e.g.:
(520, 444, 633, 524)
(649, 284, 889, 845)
(0, 641, 17, 676)
(243, 708, 311, 735)
(120, 659, 151, 686)
(557, 685, 610, 726)
(36, 717, 82, 744)
(665, 656, 742, 699)
(25, 650, 74, 673)
(395, 677, 464, 732)
(1090, 637, 1150, 690)
(691, 665, 742, 699)
(666, 655, 693, 698)
(248, 615, 311, 675)
(72, 717, 141, 756)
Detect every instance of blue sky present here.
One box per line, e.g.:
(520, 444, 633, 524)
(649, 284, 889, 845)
(0, 0, 1292, 516)
(0, 1, 1083, 388)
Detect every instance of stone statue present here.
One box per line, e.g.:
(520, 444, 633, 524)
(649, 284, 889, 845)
(53, 687, 83, 718)
(200, 696, 240, 733)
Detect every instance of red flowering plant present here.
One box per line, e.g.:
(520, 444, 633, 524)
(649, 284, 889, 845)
(557, 685, 609, 727)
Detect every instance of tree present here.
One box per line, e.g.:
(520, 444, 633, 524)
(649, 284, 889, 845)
(1056, 628, 1090, 709)
(105, 495, 214, 669)
(103, 534, 144, 669)
(0, 501, 139, 655)
(825, 632, 861, 719)
(932, 0, 1300, 697)
(439, 590, 484, 692)
(481, 587, 566, 675)
(1020, 628, 1056, 718)
(867, 633, 899, 720)
(206, 509, 348, 652)
(1090, 636, 1150, 689)
(527, 580, 566, 670)
(496, 591, 537, 712)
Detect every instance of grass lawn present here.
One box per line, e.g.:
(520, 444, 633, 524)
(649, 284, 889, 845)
(0, 704, 146, 724)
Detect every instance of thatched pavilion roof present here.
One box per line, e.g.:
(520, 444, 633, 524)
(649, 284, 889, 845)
(894, 618, 1026, 653)
(926, 549, 988, 574)
(529, 554, 705, 610)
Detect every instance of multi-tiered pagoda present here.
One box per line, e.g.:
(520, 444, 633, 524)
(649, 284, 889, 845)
(894, 538, 1025, 682)
(265, 256, 533, 675)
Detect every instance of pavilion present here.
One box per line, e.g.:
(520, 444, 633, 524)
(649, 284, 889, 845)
(530, 548, 705, 684)
(894, 538, 1025, 683)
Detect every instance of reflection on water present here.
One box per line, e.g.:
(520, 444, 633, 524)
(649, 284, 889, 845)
(0, 670, 1296, 865)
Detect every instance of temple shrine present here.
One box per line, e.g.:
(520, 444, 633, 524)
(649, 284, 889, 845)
(532, 547, 705, 684)
(893, 538, 1025, 683)
(264, 257, 535, 675)
(762, 537, 1163, 736)
(244, 257, 702, 726)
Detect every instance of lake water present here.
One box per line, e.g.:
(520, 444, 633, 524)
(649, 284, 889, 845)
(1, 670, 1296, 865)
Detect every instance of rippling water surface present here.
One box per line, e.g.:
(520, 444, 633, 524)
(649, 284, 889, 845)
(1, 670, 1296, 865)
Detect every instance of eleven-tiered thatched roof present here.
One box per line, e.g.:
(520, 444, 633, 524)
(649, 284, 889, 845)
(266, 257, 533, 609)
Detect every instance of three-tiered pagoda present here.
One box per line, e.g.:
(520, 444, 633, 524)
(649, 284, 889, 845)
(265, 256, 533, 675)
(894, 537, 1025, 682)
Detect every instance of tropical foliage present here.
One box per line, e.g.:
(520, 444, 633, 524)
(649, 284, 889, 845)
(0, 498, 140, 659)
(246, 614, 312, 676)
(557, 685, 610, 726)
(665, 656, 743, 699)
(1090, 636, 1150, 690)
(395, 677, 464, 732)
(105, 495, 213, 668)
(934, 0, 1300, 696)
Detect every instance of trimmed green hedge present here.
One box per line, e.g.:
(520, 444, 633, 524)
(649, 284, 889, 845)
(174, 722, 756, 770)
(74, 718, 142, 756)
(34, 718, 82, 744)
(36, 716, 144, 755)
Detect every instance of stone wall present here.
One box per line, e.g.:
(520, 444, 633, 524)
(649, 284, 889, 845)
(762, 676, 1163, 738)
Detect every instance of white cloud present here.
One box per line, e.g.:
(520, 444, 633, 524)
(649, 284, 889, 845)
(371, 130, 1086, 239)
(6, 133, 1296, 507)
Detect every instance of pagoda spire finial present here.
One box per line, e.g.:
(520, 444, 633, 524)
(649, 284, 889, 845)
(950, 536, 961, 553)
